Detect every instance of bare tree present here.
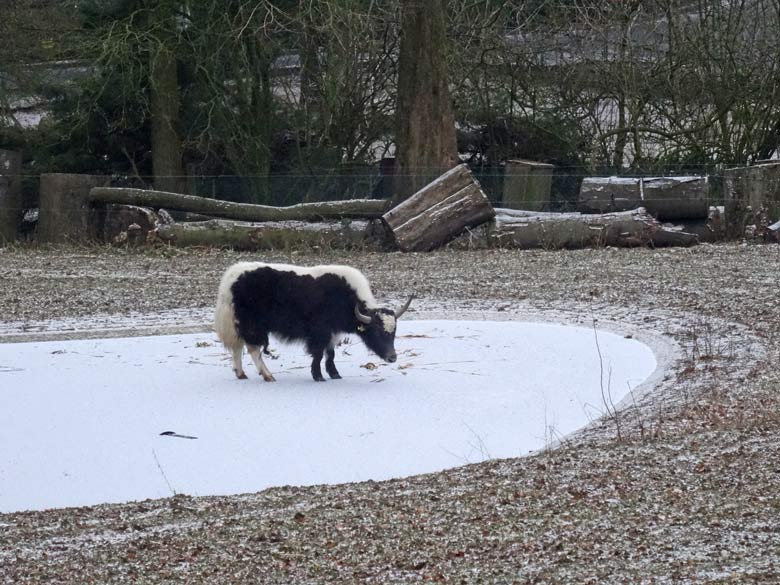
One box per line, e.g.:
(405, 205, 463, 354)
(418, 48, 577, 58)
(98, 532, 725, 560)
(185, 0, 285, 202)
(656, 0, 780, 166)
(0, 0, 81, 132)
(81, 0, 186, 191)
(557, 0, 780, 169)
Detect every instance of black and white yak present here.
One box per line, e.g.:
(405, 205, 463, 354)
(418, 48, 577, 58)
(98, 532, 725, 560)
(214, 262, 413, 382)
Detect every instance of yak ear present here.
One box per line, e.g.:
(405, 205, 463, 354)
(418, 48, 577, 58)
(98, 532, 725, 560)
(395, 294, 415, 319)
(354, 303, 372, 324)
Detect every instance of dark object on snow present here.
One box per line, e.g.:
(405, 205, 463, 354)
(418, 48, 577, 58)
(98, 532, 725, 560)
(160, 431, 198, 440)
(214, 262, 413, 382)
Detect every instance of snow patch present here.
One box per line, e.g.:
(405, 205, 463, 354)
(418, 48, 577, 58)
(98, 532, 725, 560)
(0, 320, 659, 513)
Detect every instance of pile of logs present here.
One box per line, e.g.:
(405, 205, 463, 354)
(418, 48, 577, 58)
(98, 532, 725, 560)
(18, 164, 706, 251)
(9, 156, 780, 249)
(88, 186, 388, 250)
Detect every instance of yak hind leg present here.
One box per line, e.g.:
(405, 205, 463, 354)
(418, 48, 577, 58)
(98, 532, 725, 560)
(230, 344, 248, 380)
(248, 344, 276, 382)
(325, 346, 341, 380)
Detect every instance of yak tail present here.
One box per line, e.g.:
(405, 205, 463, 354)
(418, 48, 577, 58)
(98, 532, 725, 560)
(214, 271, 243, 350)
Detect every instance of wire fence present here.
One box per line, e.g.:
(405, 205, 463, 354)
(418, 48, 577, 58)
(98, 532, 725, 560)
(1, 162, 779, 217)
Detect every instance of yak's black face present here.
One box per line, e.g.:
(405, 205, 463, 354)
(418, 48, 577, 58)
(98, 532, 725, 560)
(356, 308, 398, 363)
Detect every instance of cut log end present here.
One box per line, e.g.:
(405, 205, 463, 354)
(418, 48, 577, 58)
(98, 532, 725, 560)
(382, 164, 495, 252)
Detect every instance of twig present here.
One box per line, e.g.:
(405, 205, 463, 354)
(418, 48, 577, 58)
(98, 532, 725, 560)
(152, 449, 176, 496)
(592, 315, 622, 441)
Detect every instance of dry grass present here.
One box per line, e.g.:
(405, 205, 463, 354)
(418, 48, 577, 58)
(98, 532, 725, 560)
(1, 242, 779, 584)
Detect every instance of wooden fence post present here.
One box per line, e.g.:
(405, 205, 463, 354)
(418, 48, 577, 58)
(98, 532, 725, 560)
(0, 149, 23, 243)
(502, 159, 554, 211)
(38, 173, 110, 243)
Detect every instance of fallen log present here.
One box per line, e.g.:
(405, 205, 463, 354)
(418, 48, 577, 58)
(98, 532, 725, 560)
(382, 164, 495, 252)
(89, 187, 388, 222)
(449, 207, 698, 249)
(159, 209, 215, 222)
(579, 176, 709, 220)
(152, 218, 377, 250)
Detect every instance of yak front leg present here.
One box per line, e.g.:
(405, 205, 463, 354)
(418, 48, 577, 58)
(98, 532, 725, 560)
(325, 346, 341, 379)
(248, 344, 276, 382)
(309, 347, 326, 382)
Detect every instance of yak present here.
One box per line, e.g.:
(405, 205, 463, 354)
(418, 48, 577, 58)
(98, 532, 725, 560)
(214, 262, 413, 382)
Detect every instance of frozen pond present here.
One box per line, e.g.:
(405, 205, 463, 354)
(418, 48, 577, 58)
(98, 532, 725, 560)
(0, 320, 659, 513)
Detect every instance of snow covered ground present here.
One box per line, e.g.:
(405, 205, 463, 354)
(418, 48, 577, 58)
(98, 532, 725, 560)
(0, 320, 659, 513)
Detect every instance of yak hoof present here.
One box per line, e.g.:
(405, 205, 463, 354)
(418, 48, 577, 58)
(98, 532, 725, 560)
(262, 373, 277, 382)
(236, 371, 248, 380)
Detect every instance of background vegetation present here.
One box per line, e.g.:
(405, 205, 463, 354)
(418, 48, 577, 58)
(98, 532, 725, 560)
(1, 0, 779, 207)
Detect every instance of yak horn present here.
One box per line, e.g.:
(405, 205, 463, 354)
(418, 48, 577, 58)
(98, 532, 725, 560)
(395, 294, 415, 319)
(354, 303, 372, 324)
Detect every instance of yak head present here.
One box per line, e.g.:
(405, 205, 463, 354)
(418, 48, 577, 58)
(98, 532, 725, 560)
(354, 295, 414, 363)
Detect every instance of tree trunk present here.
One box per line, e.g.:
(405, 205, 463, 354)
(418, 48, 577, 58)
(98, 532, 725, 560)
(579, 176, 709, 220)
(393, 0, 458, 203)
(0, 149, 22, 242)
(382, 164, 495, 252)
(244, 41, 273, 203)
(38, 174, 110, 243)
(89, 187, 388, 221)
(149, 2, 185, 194)
(153, 219, 375, 251)
(483, 207, 698, 249)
